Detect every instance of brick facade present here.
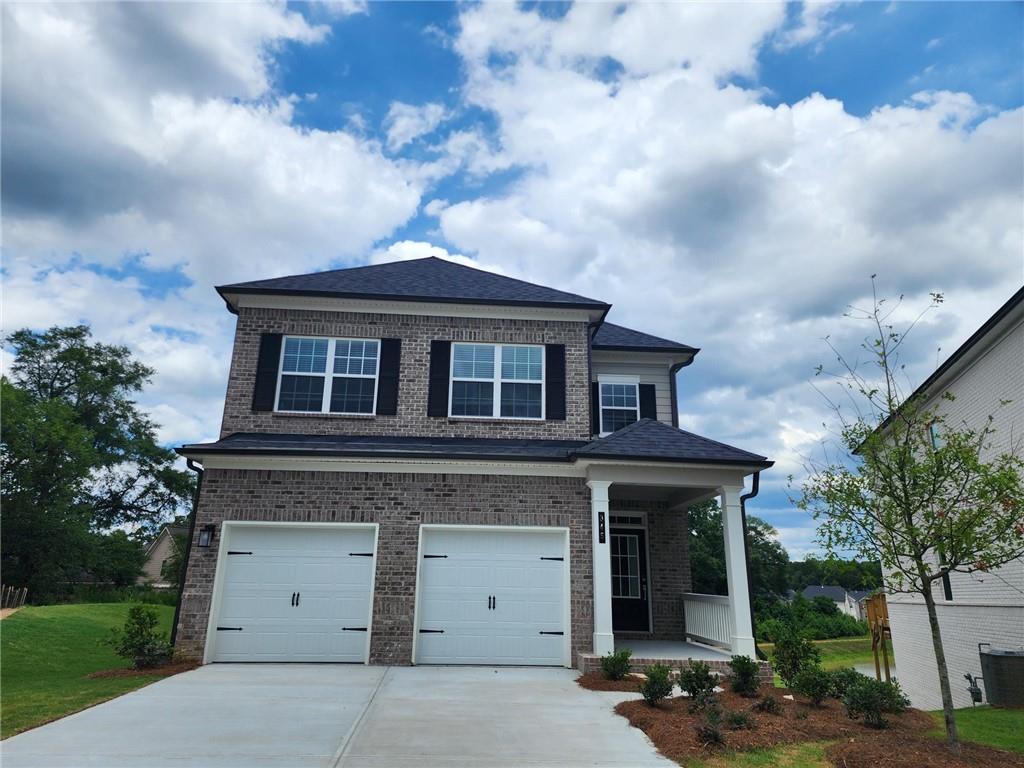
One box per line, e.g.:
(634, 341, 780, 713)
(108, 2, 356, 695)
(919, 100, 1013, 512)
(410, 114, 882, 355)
(175, 468, 594, 665)
(220, 307, 592, 441)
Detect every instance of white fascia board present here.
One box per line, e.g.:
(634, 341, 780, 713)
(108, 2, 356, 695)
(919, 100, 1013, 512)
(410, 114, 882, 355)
(228, 293, 599, 324)
(195, 454, 585, 478)
(591, 350, 694, 367)
(580, 459, 758, 488)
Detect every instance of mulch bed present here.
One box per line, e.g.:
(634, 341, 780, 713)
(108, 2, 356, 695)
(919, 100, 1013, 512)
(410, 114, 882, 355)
(87, 661, 199, 679)
(576, 672, 641, 692)
(612, 687, 1023, 767)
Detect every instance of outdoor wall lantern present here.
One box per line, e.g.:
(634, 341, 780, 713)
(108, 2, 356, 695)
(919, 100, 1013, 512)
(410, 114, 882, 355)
(197, 524, 216, 548)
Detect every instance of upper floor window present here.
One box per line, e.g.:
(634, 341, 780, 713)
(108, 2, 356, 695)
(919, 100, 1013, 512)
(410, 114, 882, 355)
(277, 336, 379, 414)
(599, 377, 639, 435)
(450, 343, 544, 419)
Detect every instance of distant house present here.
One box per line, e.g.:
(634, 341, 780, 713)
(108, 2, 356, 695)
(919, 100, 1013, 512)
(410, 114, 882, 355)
(138, 525, 187, 588)
(801, 585, 870, 620)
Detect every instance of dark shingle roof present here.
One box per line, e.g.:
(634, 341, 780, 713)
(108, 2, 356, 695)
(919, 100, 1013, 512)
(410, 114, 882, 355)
(178, 432, 585, 462)
(574, 419, 771, 466)
(217, 257, 609, 311)
(802, 586, 850, 603)
(592, 322, 697, 354)
(181, 421, 770, 469)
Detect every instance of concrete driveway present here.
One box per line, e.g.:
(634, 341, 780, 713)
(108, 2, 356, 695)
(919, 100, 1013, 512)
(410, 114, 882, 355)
(2, 665, 671, 767)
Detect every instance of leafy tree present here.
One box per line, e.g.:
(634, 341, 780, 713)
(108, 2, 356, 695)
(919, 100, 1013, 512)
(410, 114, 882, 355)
(1, 326, 194, 600)
(788, 555, 882, 592)
(90, 531, 147, 588)
(795, 284, 1024, 753)
(687, 499, 790, 599)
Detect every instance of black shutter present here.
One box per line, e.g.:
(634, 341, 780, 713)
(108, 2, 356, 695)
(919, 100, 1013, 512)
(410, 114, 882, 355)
(544, 344, 566, 420)
(591, 381, 600, 436)
(252, 333, 282, 412)
(639, 383, 657, 420)
(427, 340, 451, 417)
(375, 338, 401, 415)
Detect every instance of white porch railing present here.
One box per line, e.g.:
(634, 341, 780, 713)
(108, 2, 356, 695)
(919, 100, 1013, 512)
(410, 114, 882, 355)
(682, 593, 733, 649)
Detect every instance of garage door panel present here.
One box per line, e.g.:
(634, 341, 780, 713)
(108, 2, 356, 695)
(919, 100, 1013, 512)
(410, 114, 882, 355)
(416, 528, 567, 666)
(211, 526, 375, 663)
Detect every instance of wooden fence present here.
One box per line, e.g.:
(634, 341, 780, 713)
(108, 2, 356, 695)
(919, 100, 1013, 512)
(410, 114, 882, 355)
(1, 585, 29, 609)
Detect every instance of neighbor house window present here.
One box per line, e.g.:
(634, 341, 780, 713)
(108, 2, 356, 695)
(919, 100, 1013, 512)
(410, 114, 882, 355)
(599, 378, 639, 435)
(277, 336, 379, 414)
(450, 343, 543, 418)
(929, 422, 944, 450)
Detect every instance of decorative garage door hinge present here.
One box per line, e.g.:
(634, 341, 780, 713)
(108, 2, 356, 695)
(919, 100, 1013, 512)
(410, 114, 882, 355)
(539, 556, 564, 561)
(348, 552, 374, 557)
(538, 631, 564, 635)
(418, 629, 445, 633)
(227, 551, 253, 555)
(422, 554, 448, 558)
(342, 627, 368, 632)
(216, 626, 243, 631)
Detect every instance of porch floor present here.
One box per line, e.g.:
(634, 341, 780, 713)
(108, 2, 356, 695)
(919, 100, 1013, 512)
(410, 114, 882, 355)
(614, 638, 732, 662)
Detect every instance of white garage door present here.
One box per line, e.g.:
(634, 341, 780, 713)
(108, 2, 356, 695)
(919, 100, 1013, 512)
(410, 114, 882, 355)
(210, 525, 376, 663)
(415, 527, 568, 666)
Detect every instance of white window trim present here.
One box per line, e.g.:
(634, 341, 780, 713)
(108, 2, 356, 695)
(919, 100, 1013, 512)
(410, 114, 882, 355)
(274, 335, 381, 416)
(597, 375, 640, 436)
(448, 342, 546, 420)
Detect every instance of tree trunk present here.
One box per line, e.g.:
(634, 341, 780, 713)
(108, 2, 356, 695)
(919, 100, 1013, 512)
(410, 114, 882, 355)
(922, 586, 959, 753)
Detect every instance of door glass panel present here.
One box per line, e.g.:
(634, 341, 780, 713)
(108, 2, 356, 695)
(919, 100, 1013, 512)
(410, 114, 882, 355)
(610, 534, 640, 599)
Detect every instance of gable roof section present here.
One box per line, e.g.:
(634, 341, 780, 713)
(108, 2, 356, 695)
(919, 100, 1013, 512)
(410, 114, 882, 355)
(573, 418, 771, 466)
(180, 421, 771, 470)
(592, 322, 698, 354)
(801, 585, 850, 603)
(218, 257, 610, 312)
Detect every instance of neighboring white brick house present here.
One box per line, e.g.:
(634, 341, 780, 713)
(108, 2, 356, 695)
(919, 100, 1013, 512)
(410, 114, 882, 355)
(886, 287, 1024, 710)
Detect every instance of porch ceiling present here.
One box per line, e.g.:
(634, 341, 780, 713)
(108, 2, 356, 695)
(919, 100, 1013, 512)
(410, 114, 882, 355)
(608, 483, 717, 506)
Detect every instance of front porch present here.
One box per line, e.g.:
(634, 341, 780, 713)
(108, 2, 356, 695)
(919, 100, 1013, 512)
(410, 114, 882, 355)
(581, 461, 768, 675)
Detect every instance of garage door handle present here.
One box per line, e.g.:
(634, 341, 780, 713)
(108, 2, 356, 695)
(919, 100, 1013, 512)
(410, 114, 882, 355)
(296, 592, 300, 606)
(291, 592, 296, 606)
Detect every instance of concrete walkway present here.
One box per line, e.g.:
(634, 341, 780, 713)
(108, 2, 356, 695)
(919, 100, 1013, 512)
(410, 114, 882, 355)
(2, 665, 671, 768)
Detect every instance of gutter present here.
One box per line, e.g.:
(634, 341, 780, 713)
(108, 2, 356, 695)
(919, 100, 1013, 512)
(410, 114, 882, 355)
(170, 458, 204, 648)
(668, 359, 694, 428)
(739, 471, 767, 661)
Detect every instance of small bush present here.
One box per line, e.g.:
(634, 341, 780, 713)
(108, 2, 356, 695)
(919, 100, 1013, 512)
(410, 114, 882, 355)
(828, 667, 866, 699)
(639, 663, 674, 706)
(794, 707, 809, 720)
(600, 649, 632, 680)
(695, 701, 724, 746)
(843, 677, 909, 729)
(771, 626, 821, 687)
(791, 667, 832, 706)
(753, 695, 781, 715)
(678, 659, 717, 698)
(105, 604, 172, 669)
(727, 655, 761, 697)
(688, 688, 716, 713)
(725, 709, 755, 730)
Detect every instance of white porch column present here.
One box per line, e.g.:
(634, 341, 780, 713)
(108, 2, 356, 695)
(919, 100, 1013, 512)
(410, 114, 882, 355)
(720, 484, 756, 658)
(587, 480, 614, 656)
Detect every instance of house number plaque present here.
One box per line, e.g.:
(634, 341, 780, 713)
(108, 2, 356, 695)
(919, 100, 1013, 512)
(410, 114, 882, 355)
(598, 511, 606, 543)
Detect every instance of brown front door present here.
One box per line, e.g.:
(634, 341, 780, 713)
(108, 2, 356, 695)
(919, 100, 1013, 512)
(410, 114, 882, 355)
(610, 529, 649, 632)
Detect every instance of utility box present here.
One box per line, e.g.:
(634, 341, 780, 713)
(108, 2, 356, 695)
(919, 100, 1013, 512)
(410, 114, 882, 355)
(979, 644, 1024, 708)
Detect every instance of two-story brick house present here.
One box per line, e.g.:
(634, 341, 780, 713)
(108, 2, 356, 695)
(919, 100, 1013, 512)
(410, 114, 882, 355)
(174, 256, 772, 672)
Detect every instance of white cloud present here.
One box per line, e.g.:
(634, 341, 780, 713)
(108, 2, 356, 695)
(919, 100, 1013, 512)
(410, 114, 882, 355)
(384, 101, 448, 152)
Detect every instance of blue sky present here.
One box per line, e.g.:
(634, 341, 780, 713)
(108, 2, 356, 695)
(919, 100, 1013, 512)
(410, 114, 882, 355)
(4, 1, 1023, 557)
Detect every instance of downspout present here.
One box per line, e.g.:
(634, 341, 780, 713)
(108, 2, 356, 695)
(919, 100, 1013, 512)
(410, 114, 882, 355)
(669, 361, 686, 428)
(170, 458, 204, 647)
(587, 319, 603, 437)
(740, 471, 767, 660)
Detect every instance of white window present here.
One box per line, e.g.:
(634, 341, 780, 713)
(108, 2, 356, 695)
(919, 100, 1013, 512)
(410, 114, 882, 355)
(599, 377, 639, 435)
(450, 343, 544, 419)
(276, 336, 379, 414)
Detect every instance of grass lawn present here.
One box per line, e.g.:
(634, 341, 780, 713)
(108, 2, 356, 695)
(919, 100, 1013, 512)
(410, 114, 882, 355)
(1, 603, 175, 739)
(930, 706, 1024, 754)
(758, 636, 894, 675)
(688, 742, 830, 768)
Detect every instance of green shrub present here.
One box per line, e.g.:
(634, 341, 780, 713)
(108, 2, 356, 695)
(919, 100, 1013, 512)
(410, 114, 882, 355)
(725, 709, 755, 730)
(688, 688, 717, 713)
(843, 677, 909, 728)
(639, 663, 674, 706)
(791, 667, 831, 706)
(727, 655, 761, 697)
(753, 694, 781, 715)
(828, 667, 866, 699)
(794, 707, 809, 720)
(105, 604, 172, 669)
(771, 627, 821, 687)
(599, 649, 632, 680)
(695, 701, 724, 746)
(678, 659, 717, 698)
